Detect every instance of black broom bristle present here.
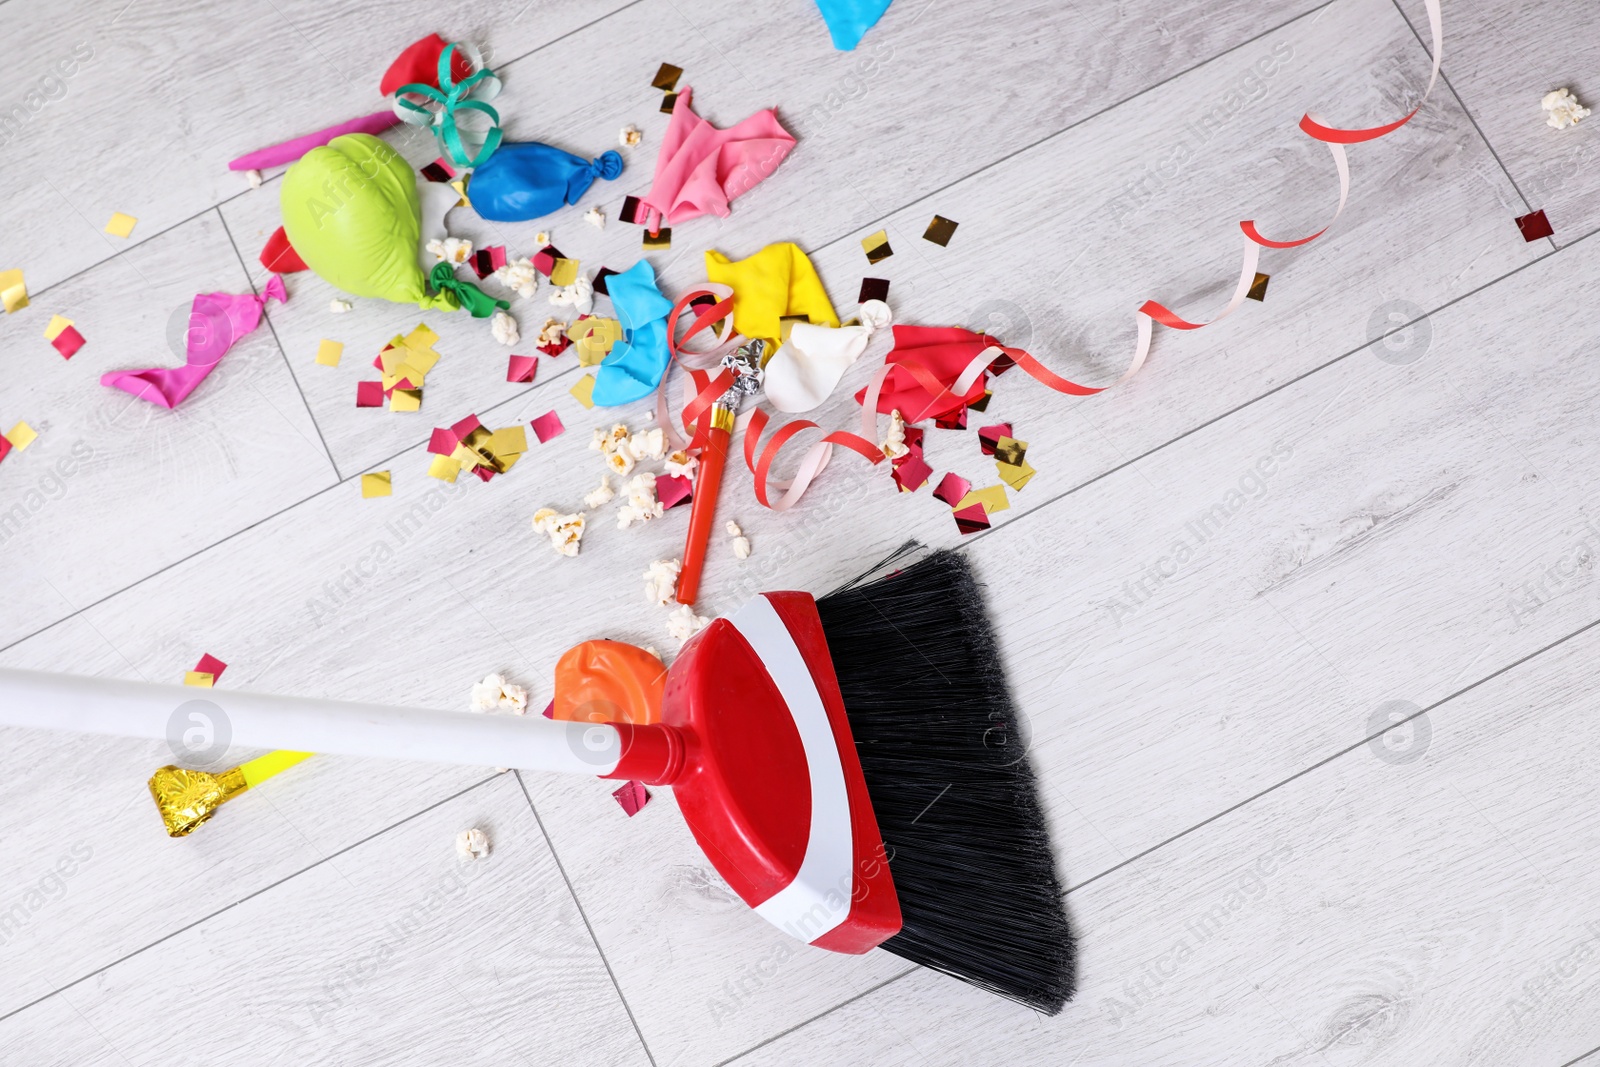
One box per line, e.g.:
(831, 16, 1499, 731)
(815, 545, 1076, 1015)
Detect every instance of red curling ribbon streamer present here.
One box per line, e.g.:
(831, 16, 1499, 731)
(675, 0, 1446, 511)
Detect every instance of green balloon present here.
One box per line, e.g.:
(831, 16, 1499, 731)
(280, 134, 455, 311)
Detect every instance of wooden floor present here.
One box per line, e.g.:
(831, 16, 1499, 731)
(3, 0, 1599, 1062)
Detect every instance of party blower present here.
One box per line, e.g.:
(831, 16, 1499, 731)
(0, 549, 1074, 1013)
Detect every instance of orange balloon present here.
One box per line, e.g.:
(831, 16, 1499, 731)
(552, 640, 667, 725)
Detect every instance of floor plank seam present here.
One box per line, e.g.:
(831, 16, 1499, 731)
(214, 206, 345, 482)
(0, 770, 505, 1026)
(966, 223, 1595, 552)
(710, 966, 922, 1067)
(512, 771, 660, 1067)
(1385, 0, 1537, 220)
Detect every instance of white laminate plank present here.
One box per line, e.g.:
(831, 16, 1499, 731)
(0, 210, 336, 648)
(726, 610, 1600, 1067)
(216, 0, 1323, 479)
(0, 773, 652, 1067)
(1396, 0, 1600, 248)
(0, 0, 644, 294)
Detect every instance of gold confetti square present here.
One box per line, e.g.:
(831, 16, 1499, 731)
(4, 421, 38, 450)
(488, 426, 528, 456)
(405, 323, 439, 350)
(43, 315, 73, 341)
(550, 258, 580, 287)
(361, 471, 393, 498)
(1246, 272, 1270, 302)
(427, 454, 461, 482)
(954, 485, 1010, 515)
(993, 435, 1028, 467)
(183, 671, 215, 688)
(315, 339, 344, 367)
(104, 212, 138, 238)
(652, 62, 683, 91)
(660, 91, 679, 114)
(642, 228, 671, 250)
(570, 374, 597, 409)
(390, 388, 422, 412)
(448, 179, 469, 207)
(923, 215, 959, 246)
(996, 458, 1035, 491)
(861, 229, 893, 264)
(0, 268, 27, 313)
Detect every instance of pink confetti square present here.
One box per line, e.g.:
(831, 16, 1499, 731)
(427, 427, 459, 455)
(613, 779, 651, 816)
(193, 653, 227, 681)
(530, 410, 565, 443)
(933, 472, 971, 507)
(52, 325, 85, 359)
(532, 245, 564, 277)
(892, 453, 933, 493)
(657, 473, 693, 509)
(356, 381, 384, 407)
(953, 502, 990, 535)
(541, 700, 555, 719)
(978, 423, 1013, 456)
(472, 465, 496, 482)
(0, 435, 11, 465)
(451, 414, 483, 440)
(506, 355, 538, 383)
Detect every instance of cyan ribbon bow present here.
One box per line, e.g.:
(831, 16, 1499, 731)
(429, 261, 509, 318)
(393, 42, 503, 168)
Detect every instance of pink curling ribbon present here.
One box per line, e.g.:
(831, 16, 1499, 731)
(101, 276, 287, 409)
(227, 112, 401, 171)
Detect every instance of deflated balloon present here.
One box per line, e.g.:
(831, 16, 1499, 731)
(281, 133, 454, 311)
(468, 141, 623, 222)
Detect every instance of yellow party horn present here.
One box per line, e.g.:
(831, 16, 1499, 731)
(147, 750, 312, 837)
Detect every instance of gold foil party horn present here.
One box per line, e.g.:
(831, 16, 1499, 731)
(147, 750, 312, 837)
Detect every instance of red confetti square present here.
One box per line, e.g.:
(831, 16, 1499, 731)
(472, 465, 496, 482)
(933, 472, 971, 507)
(619, 196, 641, 225)
(978, 423, 1013, 456)
(530, 410, 565, 443)
(193, 654, 227, 681)
(613, 779, 650, 816)
(953, 503, 990, 534)
(427, 427, 459, 455)
(934, 407, 968, 430)
(657, 474, 693, 509)
(902, 426, 924, 455)
(541, 700, 555, 719)
(537, 335, 573, 357)
(892, 453, 933, 493)
(1516, 209, 1554, 242)
(52, 325, 85, 359)
(532, 245, 565, 277)
(0, 434, 10, 465)
(356, 381, 384, 407)
(506, 355, 538, 383)
(451, 414, 483, 440)
(592, 267, 618, 296)
(472, 245, 507, 279)
(420, 158, 456, 182)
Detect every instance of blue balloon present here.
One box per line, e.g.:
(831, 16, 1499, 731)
(468, 142, 623, 222)
(593, 260, 675, 407)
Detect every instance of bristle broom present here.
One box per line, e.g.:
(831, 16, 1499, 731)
(815, 546, 1076, 1014)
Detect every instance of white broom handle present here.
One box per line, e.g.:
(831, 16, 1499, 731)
(0, 669, 622, 776)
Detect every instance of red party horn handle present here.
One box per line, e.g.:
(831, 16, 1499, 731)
(677, 410, 733, 605)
